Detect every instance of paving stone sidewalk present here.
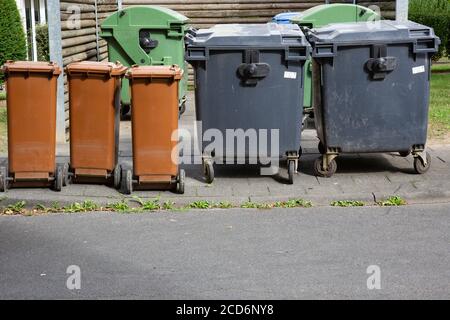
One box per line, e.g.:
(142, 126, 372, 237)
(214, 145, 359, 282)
(1, 92, 450, 207)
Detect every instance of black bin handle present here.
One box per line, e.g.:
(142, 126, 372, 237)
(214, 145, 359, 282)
(237, 63, 270, 86)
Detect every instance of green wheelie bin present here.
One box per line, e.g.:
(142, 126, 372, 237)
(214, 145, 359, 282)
(100, 5, 189, 116)
(284, 3, 380, 124)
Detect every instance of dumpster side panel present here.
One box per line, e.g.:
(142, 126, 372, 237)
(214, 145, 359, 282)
(7, 73, 57, 175)
(318, 44, 430, 153)
(69, 75, 119, 172)
(303, 60, 313, 108)
(194, 49, 304, 159)
(131, 78, 179, 179)
(312, 58, 325, 143)
(105, 31, 187, 107)
(100, 6, 189, 108)
(105, 40, 133, 106)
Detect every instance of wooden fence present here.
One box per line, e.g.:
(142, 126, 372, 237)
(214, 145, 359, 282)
(60, 0, 117, 134)
(60, 0, 396, 135)
(122, 0, 396, 26)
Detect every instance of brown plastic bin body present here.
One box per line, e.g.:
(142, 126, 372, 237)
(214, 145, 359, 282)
(127, 65, 182, 188)
(2, 61, 61, 184)
(66, 62, 127, 183)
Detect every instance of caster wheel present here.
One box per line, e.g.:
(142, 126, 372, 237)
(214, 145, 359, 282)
(287, 160, 296, 185)
(414, 153, 431, 174)
(54, 164, 64, 192)
(204, 160, 214, 184)
(0, 166, 8, 192)
(121, 168, 133, 195)
(318, 141, 326, 155)
(121, 104, 131, 120)
(62, 163, 70, 186)
(179, 102, 186, 116)
(176, 169, 185, 194)
(399, 151, 411, 157)
(114, 164, 122, 189)
(313, 157, 337, 178)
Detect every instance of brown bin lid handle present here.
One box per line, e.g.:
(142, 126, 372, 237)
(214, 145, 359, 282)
(66, 62, 127, 77)
(48, 62, 62, 75)
(2, 60, 61, 76)
(126, 64, 183, 80)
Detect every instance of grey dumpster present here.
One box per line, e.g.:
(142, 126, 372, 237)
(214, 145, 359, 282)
(186, 23, 310, 184)
(307, 20, 440, 177)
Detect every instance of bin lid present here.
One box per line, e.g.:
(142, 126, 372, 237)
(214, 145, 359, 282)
(308, 20, 439, 46)
(101, 6, 189, 32)
(126, 65, 183, 80)
(186, 23, 309, 48)
(272, 12, 302, 24)
(1, 61, 61, 76)
(66, 61, 127, 76)
(290, 4, 380, 28)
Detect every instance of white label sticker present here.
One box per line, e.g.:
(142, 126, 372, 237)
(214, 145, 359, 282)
(412, 66, 425, 74)
(284, 71, 297, 79)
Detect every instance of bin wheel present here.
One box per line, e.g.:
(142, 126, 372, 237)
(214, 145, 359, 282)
(121, 168, 133, 195)
(121, 104, 131, 119)
(287, 160, 296, 185)
(62, 163, 70, 186)
(204, 160, 214, 184)
(114, 164, 122, 189)
(318, 141, 326, 155)
(54, 164, 64, 192)
(179, 102, 186, 116)
(0, 166, 8, 192)
(313, 156, 337, 178)
(176, 169, 185, 194)
(399, 151, 411, 157)
(414, 153, 431, 174)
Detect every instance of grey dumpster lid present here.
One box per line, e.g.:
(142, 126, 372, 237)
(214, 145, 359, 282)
(186, 23, 309, 48)
(308, 20, 439, 45)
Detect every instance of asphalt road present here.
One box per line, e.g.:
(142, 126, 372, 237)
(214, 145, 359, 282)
(0, 203, 449, 300)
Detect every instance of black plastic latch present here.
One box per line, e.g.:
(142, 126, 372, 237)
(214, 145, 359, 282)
(365, 45, 397, 80)
(186, 27, 198, 37)
(139, 30, 159, 54)
(237, 50, 270, 86)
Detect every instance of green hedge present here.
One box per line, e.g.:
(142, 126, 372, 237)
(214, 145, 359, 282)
(35, 24, 50, 61)
(0, 0, 27, 83)
(409, 0, 450, 60)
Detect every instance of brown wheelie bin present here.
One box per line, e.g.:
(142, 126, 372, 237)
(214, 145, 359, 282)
(0, 61, 66, 192)
(121, 65, 185, 194)
(66, 61, 127, 187)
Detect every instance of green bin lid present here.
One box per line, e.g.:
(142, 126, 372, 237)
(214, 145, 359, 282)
(101, 5, 189, 33)
(290, 4, 380, 28)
